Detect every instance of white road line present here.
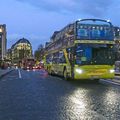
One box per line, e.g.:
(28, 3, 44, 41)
(18, 69, 22, 79)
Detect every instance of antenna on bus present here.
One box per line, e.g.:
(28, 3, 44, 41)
(77, 19, 81, 21)
(106, 19, 111, 23)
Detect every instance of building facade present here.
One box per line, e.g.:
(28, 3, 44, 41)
(11, 38, 33, 64)
(0, 24, 7, 61)
(6, 48, 12, 61)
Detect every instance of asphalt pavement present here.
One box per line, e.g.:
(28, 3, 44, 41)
(100, 72, 120, 86)
(1, 68, 120, 86)
(0, 69, 120, 120)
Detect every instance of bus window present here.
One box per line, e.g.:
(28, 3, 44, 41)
(77, 28, 89, 39)
(91, 29, 100, 38)
(75, 46, 84, 64)
(53, 52, 59, 64)
(84, 47, 92, 61)
(76, 23, 113, 40)
(77, 29, 88, 37)
(75, 45, 92, 65)
(59, 51, 66, 63)
(46, 54, 53, 64)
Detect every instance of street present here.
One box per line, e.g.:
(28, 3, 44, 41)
(0, 69, 120, 120)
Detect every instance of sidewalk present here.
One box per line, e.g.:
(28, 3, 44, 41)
(0, 68, 14, 78)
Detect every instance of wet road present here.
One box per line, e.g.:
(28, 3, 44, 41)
(0, 69, 120, 120)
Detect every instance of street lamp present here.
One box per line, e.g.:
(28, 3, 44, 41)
(0, 28, 2, 33)
(0, 28, 2, 67)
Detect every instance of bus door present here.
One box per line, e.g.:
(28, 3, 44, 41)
(66, 48, 74, 78)
(57, 50, 67, 76)
(52, 52, 59, 74)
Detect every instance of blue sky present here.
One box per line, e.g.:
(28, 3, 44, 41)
(0, 0, 120, 51)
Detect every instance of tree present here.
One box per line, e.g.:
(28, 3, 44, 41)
(34, 44, 44, 61)
(38, 44, 44, 51)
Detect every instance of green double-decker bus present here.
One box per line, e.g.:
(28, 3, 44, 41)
(44, 19, 115, 80)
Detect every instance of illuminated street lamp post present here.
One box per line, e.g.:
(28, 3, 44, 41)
(0, 25, 7, 67)
(0, 28, 2, 67)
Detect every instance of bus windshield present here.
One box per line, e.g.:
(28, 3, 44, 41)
(76, 19, 113, 40)
(75, 44, 115, 65)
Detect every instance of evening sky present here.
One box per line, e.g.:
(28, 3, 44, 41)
(0, 0, 120, 51)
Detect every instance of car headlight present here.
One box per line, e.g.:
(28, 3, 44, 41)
(109, 69, 115, 73)
(75, 68, 83, 74)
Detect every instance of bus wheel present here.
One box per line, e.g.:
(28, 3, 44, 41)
(48, 67, 51, 75)
(63, 70, 69, 81)
(50, 69, 54, 76)
(49, 68, 54, 75)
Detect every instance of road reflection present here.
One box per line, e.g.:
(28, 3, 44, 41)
(64, 85, 108, 119)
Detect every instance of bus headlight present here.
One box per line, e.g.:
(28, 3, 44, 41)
(109, 69, 115, 73)
(75, 69, 83, 74)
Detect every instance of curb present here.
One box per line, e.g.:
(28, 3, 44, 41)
(0, 69, 14, 79)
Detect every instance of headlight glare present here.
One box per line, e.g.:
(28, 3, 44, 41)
(110, 69, 114, 73)
(76, 69, 83, 74)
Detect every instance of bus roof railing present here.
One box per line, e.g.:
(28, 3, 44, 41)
(76, 18, 112, 26)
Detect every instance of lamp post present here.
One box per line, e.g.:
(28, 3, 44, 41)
(0, 28, 2, 68)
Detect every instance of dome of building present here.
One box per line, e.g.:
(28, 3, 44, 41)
(16, 38, 31, 45)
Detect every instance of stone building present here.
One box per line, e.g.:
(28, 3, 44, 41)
(11, 38, 33, 64)
(0, 24, 7, 61)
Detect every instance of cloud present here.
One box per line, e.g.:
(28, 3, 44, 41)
(16, 0, 114, 17)
(76, 0, 114, 16)
(6, 0, 120, 52)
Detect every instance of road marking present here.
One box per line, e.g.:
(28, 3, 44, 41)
(18, 69, 22, 79)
